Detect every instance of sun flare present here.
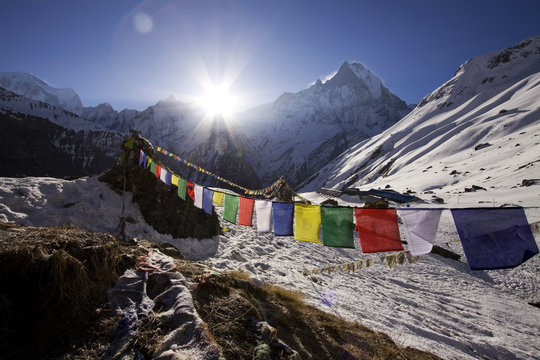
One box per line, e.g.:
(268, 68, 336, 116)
(200, 85, 237, 118)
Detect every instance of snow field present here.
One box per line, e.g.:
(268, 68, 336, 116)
(1, 176, 539, 359)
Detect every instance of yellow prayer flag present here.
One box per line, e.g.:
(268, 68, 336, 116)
(171, 174, 179, 187)
(294, 203, 321, 243)
(213, 191, 225, 207)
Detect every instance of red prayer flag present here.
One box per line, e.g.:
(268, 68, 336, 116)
(155, 164, 161, 178)
(354, 208, 403, 253)
(186, 181, 195, 201)
(238, 197, 255, 226)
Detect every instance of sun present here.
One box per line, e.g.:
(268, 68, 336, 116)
(200, 84, 237, 118)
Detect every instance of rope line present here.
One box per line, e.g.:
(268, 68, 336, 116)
(153, 144, 282, 196)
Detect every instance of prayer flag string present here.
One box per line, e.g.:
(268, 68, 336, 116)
(155, 145, 281, 196)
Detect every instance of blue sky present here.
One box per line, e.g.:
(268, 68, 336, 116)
(1, 0, 539, 111)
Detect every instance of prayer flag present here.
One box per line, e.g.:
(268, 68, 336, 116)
(354, 208, 403, 253)
(386, 253, 398, 269)
(171, 174, 179, 187)
(272, 202, 294, 236)
(294, 204, 321, 243)
(238, 197, 255, 227)
(186, 181, 195, 201)
(255, 200, 273, 233)
(125, 138, 134, 150)
(321, 206, 354, 248)
(203, 188, 214, 215)
(399, 209, 442, 256)
(451, 208, 539, 270)
(213, 192, 225, 207)
(397, 252, 405, 265)
(194, 184, 203, 209)
(223, 194, 239, 224)
(155, 164, 161, 178)
(138, 149, 145, 167)
(150, 162, 156, 174)
(177, 178, 187, 201)
(159, 167, 168, 184)
(365, 258, 374, 267)
(143, 155, 148, 169)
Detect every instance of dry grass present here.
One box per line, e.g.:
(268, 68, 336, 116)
(261, 283, 305, 304)
(192, 271, 441, 360)
(0, 222, 145, 359)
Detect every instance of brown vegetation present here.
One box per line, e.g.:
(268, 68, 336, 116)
(0, 222, 145, 359)
(189, 271, 441, 360)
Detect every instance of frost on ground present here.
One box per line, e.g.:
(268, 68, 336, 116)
(1, 175, 539, 359)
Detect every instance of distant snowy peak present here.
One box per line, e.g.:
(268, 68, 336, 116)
(323, 61, 383, 98)
(0, 72, 83, 115)
(418, 36, 540, 109)
(271, 61, 400, 114)
(0, 87, 110, 132)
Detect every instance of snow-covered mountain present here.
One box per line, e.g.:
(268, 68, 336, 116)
(0, 72, 83, 115)
(81, 102, 139, 132)
(300, 36, 540, 205)
(236, 61, 411, 187)
(0, 86, 112, 132)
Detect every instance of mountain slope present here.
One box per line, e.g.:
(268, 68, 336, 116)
(237, 61, 411, 187)
(0, 87, 124, 177)
(0, 72, 83, 115)
(0, 108, 121, 177)
(300, 36, 540, 203)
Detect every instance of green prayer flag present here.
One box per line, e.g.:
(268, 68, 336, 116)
(150, 162, 156, 174)
(320, 206, 355, 248)
(177, 178, 187, 201)
(223, 194, 240, 224)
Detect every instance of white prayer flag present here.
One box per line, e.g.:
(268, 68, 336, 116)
(194, 184, 204, 209)
(399, 209, 442, 256)
(255, 200, 273, 232)
(159, 168, 168, 184)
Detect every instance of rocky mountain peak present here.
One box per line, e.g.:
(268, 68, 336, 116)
(323, 61, 383, 98)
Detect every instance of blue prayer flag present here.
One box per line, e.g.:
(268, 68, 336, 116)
(451, 207, 539, 270)
(272, 202, 294, 236)
(203, 188, 214, 215)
